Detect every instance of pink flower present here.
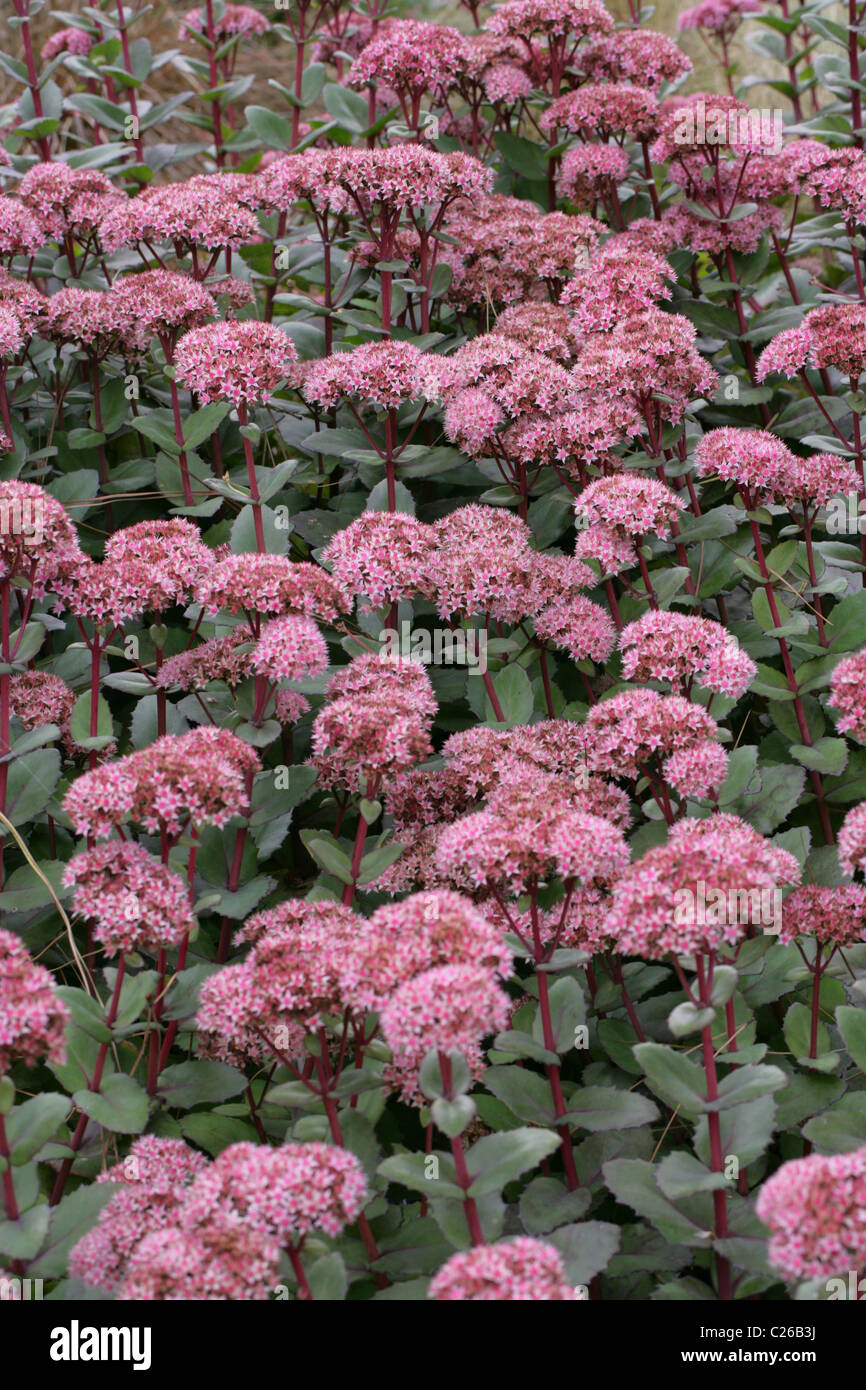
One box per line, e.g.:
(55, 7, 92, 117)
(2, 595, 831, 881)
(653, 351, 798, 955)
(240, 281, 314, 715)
(117, 1225, 280, 1301)
(429, 504, 538, 623)
(108, 271, 217, 354)
(230, 899, 368, 1027)
(758, 303, 866, 382)
(678, 0, 762, 36)
(250, 616, 328, 681)
(570, 307, 718, 424)
(349, 19, 468, 104)
(45, 287, 136, 357)
(41, 26, 95, 58)
(780, 884, 866, 947)
(181, 1141, 368, 1243)
(557, 144, 630, 207)
(694, 426, 798, 503)
(63, 842, 195, 955)
(99, 180, 259, 256)
(620, 610, 756, 698)
(0, 480, 83, 594)
(0, 197, 44, 257)
(19, 163, 123, 240)
(157, 628, 255, 692)
(604, 814, 800, 957)
(663, 739, 729, 800)
(484, 0, 615, 42)
(583, 688, 723, 783)
(830, 650, 866, 741)
(0, 929, 69, 1070)
(430, 1238, 579, 1300)
(756, 1148, 866, 1282)
(533, 590, 617, 663)
(379, 963, 510, 1102)
(302, 340, 441, 411)
(174, 320, 298, 406)
(492, 302, 578, 360)
(196, 962, 304, 1067)
(436, 770, 629, 896)
(311, 655, 436, 792)
(195, 553, 349, 622)
(575, 473, 685, 538)
(69, 1137, 209, 1294)
(10, 671, 78, 755)
(322, 512, 437, 608)
(541, 83, 659, 139)
(179, 4, 268, 39)
(579, 30, 692, 87)
(63, 727, 261, 839)
(838, 802, 866, 876)
(562, 242, 673, 332)
(341, 890, 513, 1010)
(104, 519, 215, 603)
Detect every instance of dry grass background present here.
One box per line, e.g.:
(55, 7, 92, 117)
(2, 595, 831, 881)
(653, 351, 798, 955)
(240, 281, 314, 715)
(0, 2, 849, 149)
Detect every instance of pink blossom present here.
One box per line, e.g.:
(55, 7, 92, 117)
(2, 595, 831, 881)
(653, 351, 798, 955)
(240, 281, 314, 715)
(379, 963, 510, 1102)
(302, 340, 441, 411)
(174, 321, 298, 406)
(780, 884, 866, 947)
(0, 929, 68, 1070)
(117, 1224, 280, 1301)
(63, 842, 195, 955)
(322, 512, 437, 608)
(756, 1148, 866, 1282)
(63, 727, 261, 839)
(430, 1238, 579, 1300)
(181, 1141, 368, 1243)
(604, 814, 800, 957)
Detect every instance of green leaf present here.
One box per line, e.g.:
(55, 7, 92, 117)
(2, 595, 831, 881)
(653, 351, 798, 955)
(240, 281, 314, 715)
(837, 1005, 866, 1071)
(245, 104, 294, 151)
(180, 1113, 259, 1156)
(828, 588, 866, 652)
(633, 1042, 707, 1115)
(307, 1252, 347, 1301)
(802, 1094, 866, 1152)
(183, 402, 230, 449)
(378, 1152, 463, 1199)
(549, 1221, 621, 1285)
(156, 1060, 247, 1110)
(69, 692, 114, 751)
(431, 1095, 476, 1138)
(29, 1182, 118, 1278)
(602, 1159, 713, 1246)
(562, 1086, 659, 1132)
(4, 1094, 69, 1165)
(72, 1075, 149, 1134)
(656, 1153, 727, 1200)
(487, 662, 533, 725)
(322, 82, 368, 132)
(519, 1177, 591, 1235)
(0, 1205, 50, 1261)
(790, 737, 848, 776)
(492, 1029, 559, 1066)
(482, 1066, 557, 1125)
(299, 830, 353, 885)
(466, 1128, 561, 1197)
(709, 1064, 788, 1111)
(1, 749, 60, 828)
(530, 975, 585, 1053)
(667, 1001, 716, 1038)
